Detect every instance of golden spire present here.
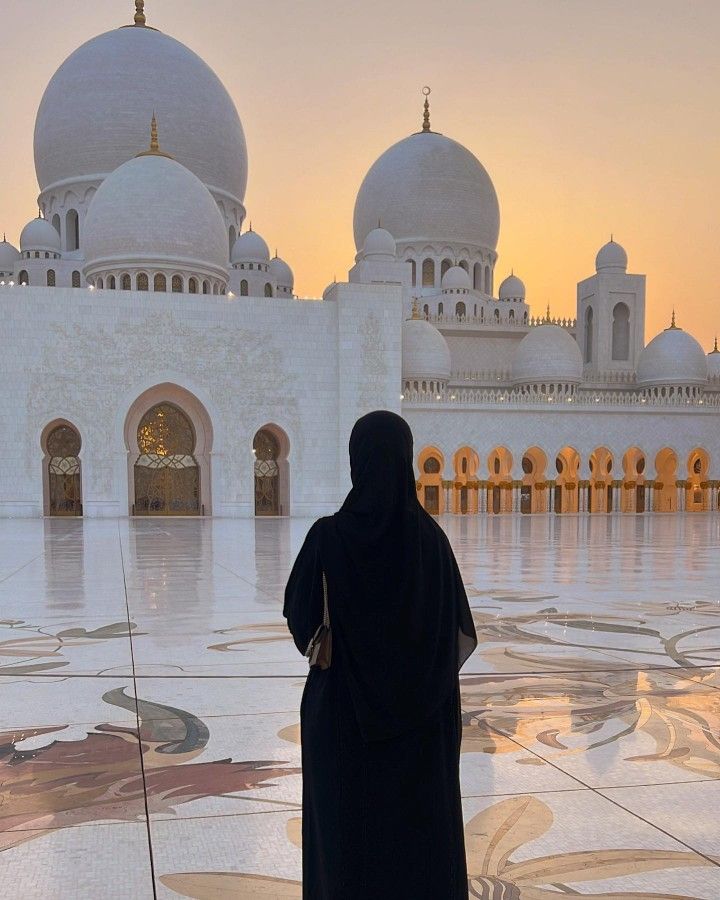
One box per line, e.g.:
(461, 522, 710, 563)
(149, 112, 159, 151)
(410, 297, 423, 319)
(669, 308, 677, 329)
(134, 0, 146, 26)
(712, 336, 719, 354)
(546, 303, 551, 322)
(421, 86, 431, 133)
(136, 114, 173, 159)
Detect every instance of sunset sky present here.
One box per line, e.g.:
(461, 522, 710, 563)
(1, 0, 718, 345)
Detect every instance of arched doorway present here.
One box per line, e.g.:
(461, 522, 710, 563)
(133, 403, 200, 515)
(622, 447, 646, 513)
(43, 422, 82, 516)
(253, 425, 290, 516)
(487, 447, 513, 514)
(687, 448, 710, 511)
(453, 446, 479, 514)
(417, 447, 444, 515)
(554, 447, 580, 513)
(521, 447, 547, 514)
(654, 448, 678, 512)
(588, 447, 613, 513)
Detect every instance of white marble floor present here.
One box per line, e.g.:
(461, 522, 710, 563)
(1, 514, 720, 897)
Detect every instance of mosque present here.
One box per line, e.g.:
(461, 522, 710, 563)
(1, 1, 718, 519)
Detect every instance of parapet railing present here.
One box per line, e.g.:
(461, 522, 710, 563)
(402, 387, 720, 407)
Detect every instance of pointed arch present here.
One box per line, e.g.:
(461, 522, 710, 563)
(41, 419, 83, 516)
(124, 384, 213, 516)
(417, 446, 444, 515)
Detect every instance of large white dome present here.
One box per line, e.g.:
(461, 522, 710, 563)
(512, 325, 583, 385)
(402, 315, 451, 384)
(637, 326, 707, 387)
(83, 152, 228, 283)
(34, 22, 247, 213)
(353, 131, 499, 252)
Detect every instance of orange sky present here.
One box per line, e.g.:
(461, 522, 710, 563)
(1, 0, 718, 346)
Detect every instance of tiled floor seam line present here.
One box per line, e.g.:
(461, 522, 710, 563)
(13, 662, 720, 680)
(213, 560, 277, 598)
(485, 723, 720, 869)
(117, 521, 159, 900)
(0, 552, 43, 584)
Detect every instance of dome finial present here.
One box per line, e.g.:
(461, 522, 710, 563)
(713, 336, 719, 354)
(134, 0, 146, 26)
(411, 297, 423, 319)
(136, 114, 173, 159)
(421, 86, 431, 133)
(150, 112, 159, 152)
(546, 303, 551, 323)
(670, 308, 677, 329)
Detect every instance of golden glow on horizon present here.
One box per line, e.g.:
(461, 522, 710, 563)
(1, 0, 719, 346)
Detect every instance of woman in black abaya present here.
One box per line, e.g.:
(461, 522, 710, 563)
(284, 410, 477, 899)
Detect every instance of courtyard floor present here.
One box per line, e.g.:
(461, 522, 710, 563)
(1, 513, 720, 898)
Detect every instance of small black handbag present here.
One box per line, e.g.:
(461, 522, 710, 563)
(304, 572, 332, 669)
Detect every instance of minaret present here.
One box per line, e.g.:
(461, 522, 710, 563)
(576, 237, 646, 377)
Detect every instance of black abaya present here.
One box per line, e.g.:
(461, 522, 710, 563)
(284, 411, 477, 899)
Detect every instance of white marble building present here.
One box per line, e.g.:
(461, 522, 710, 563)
(1, 3, 718, 519)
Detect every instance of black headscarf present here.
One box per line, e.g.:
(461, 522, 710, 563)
(298, 410, 477, 742)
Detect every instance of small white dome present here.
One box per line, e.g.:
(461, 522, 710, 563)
(402, 315, 451, 383)
(707, 345, 720, 379)
(595, 239, 627, 273)
(441, 265, 471, 291)
(83, 152, 228, 282)
(0, 237, 21, 270)
(363, 227, 396, 259)
(498, 273, 525, 301)
(270, 255, 294, 289)
(512, 324, 583, 385)
(20, 217, 61, 253)
(637, 325, 708, 387)
(354, 131, 499, 252)
(231, 229, 270, 264)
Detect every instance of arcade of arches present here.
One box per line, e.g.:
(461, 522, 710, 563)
(40, 397, 291, 518)
(416, 445, 718, 515)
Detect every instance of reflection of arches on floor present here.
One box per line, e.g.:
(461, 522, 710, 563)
(125, 384, 213, 516)
(452, 446, 479, 514)
(253, 424, 290, 516)
(588, 447, 613, 513)
(417, 446, 444, 515)
(487, 447, 513, 514)
(42, 420, 83, 516)
(654, 448, 678, 512)
(554, 447, 580, 513)
(622, 447, 646, 513)
(521, 447, 547, 513)
(687, 448, 710, 511)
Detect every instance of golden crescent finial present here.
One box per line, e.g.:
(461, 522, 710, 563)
(134, 0, 146, 26)
(421, 86, 431, 133)
(671, 308, 676, 328)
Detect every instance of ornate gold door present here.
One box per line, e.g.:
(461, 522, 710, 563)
(254, 429, 280, 516)
(47, 424, 82, 516)
(134, 404, 200, 516)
